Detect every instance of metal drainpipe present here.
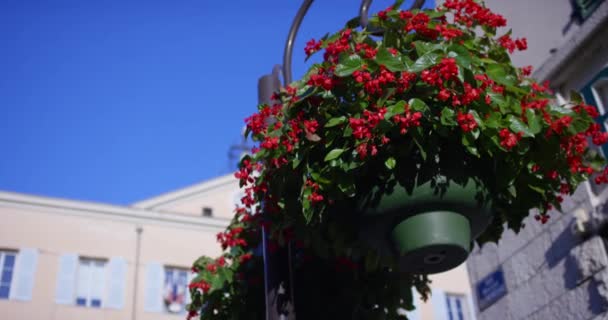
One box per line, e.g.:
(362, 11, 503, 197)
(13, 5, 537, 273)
(131, 225, 143, 320)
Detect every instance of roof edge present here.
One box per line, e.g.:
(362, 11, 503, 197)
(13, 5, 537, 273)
(130, 173, 237, 209)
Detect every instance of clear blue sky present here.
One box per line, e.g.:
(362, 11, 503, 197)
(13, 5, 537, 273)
(0, 0, 434, 205)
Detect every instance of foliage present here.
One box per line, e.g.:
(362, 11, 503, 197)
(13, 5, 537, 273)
(186, 0, 608, 319)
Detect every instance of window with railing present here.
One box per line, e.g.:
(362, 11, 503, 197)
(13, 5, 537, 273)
(581, 68, 608, 195)
(574, 0, 605, 21)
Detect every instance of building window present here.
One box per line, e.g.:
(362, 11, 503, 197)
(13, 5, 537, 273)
(163, 267, 189, 313)
(202, 207, 213, 217)
(0, 250, 17, 299)
(446, 293, 471, 320)
(581, 68, 608, 195)
(573, 0, 605, 21)
(76, 258, 106, 308)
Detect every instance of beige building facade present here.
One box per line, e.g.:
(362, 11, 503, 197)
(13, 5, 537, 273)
(0, 174, 476, 320)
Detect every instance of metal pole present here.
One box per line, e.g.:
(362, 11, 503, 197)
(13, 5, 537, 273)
(131, 225, 143, 320)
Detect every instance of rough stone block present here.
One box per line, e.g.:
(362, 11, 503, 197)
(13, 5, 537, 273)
(469, 242, 500, 283)
(478, 291, 512, 320)
(527, 271, 608, 320)
(507, 275, 551, 320)
(546, 213, 582, 268)
(503, 229, 552, 289)
(571, 236, 608, 285)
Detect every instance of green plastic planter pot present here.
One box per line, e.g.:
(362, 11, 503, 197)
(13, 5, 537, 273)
(358, 178, 492, 274)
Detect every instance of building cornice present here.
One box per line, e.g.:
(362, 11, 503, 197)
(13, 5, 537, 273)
(534, 0, 608, 85)
(0, 191, 230, 232)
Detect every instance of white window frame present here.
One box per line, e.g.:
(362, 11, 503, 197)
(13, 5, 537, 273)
(75, 257, 107, 308)
(0, 250, 17, 299)
(162, 266, 190, 314)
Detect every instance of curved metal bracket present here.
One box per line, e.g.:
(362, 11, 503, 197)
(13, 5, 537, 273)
(283, 0, 314, 85)
(282, 0, 428, 85)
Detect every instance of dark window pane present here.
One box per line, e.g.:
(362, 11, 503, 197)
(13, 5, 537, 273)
(1, 270, 12, 284)
(3, 254, 15, 269)
(76, 297, 87, 306)
(0, 285, 9, 299)
(91, 299, 102, 308)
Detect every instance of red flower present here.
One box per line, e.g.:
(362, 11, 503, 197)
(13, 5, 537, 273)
(515, 38, 527, 51)
(187, 311, 199, 320)
(217, 257, 226, 267)
(189, 280, 211, 293)
(239, 253, 253, 264)
(499, 128, 521, 150)
(457, 111, 478, 132)
(304, 39, 322, 57)
(206, 263, 217, 273)
(437, 88, 451, 101)
(593, 131, 608, 145)
(356, 143, 368, 159)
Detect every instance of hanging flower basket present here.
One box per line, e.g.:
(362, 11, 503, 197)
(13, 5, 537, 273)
(186, 1, 608, 319)
(358, 178, 491, 274)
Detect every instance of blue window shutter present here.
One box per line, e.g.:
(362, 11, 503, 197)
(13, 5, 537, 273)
(431, 288, 449, 320)
(466, 293, 477, 320)
(55, 253, 78, 304)
(105, 257, 127, 309)
(144, 262, 164, 313)
(10, 248, 38, 301)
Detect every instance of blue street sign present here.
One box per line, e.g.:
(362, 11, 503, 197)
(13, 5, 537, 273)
(476, 267, 508, 311)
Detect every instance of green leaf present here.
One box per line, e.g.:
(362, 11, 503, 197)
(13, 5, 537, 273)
(375, 47, 407, 72)
(409, 51, 441, 73)
(385, 101, 406, 119)
(292, 154, 302, 169)
(338, 180, 356, 197)
(507, 115, 534, 137)
(302, 202, 314, 223)
(569, 118, 590, 134)
(400, 55, 414, 69)
(447, 44, 471, 69)
(486, 64, 516, 86)
(413, 137, 427, 160)
(470, 110, 484, 129)
(409, 98, 429, 113)
(414, 41, 443, 57)
(310, 172, 331, 185)
(440, 107, 457, 126)
(335, 54, 364, 77)
(485, 112, 502, 128)
(325, 116, 347, 127)
(548, 104, 575, 116)
(462, 133, 480, 156)
(343, 126, 353, 137)
(525, 109, 542, 134)
(570, 90, 583, 104)
(324, 148, 345, 161)
(385, 157, 396, 169)
(528, 184, 546, 196)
